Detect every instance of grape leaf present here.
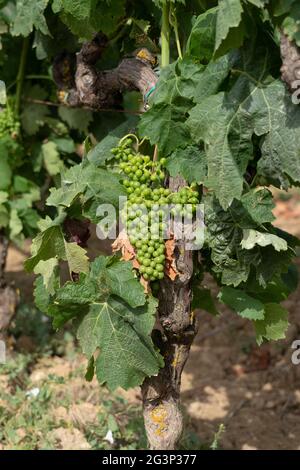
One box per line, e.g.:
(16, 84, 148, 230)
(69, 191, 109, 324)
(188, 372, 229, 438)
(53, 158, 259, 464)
(166, 145, 207, 184)
(204, 195, 295, 288)
(55, 0, 93, 20)
(139, 103, 191, 155)
(215, 0, 245, 57)
(281, 3, 300, 46)
(46, 162, 125, 214)
(25, 224, 89, 275)
(254, 81, 300, 187)
(21, 103, 50, 135)
(186, 7, 218, 61)
(254, 303, 289, 345)
(9, 208, 23, 239)
(239, 189, 275, 225)
(139, 58, 205, 155)
(193, 52, 238, 103)
(34, 258, 59, 295)
(106, 259, 146, 308)
(77, 296, 162, 390)
(241, 229, 288, 252)
(42, 141, 64, 176)
(12, 0, 50, 37)
(58, 106, 93, 133)
(218, 286, 265, 320)
(188, 87, 254, 208)
(65, 242, 89, 275)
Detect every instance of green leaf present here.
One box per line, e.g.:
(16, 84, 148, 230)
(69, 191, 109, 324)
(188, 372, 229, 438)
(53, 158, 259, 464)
(139, 58, 206, 155)
(166, 145, 207, 184)
(218, 286, 265, 320)
(186, 7, 218, 61)
(55, 0, 93, 20)
(255, 81, 300, 187)
(87, 117, 138, 166)
(25, 223, 89, 275)
(192, 286, 219, 316)
(139, 103, 191, 156)
(204, 195, 294, 288)
(254, 303, 289, 345)
(21, 103, 50, 135)
(34, 258, 59, 295)
(42, 141, 64, 176)
(51, 137, 76, 154)
(9, 208, 23, 239)
(64, 242, 89, 275)
(240, 189, 275, 225)
(34, 275, 52, 314)
(152, 58, 205, 107)
(58, 106, 93, 133)
(106, 259, 146, 308)
(281, 3, 300, 46)
(188, 90, 253, 208)
(241, 229, 288, 252)
(215, 0, 245, 57)
(46, 165, 87, 208)
(0, 191, 8, 204)
(193, 52, 238, 104)
(12, 0, 50, 37)
(25, 225, 66, 272)
(56, 0, 126, 38)
(77, 296, 162, 390)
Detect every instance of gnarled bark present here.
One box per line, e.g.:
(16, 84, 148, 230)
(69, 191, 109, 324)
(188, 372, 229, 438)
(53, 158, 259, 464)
(280, 33, 300, 93)
(141, 177, 199, 450)
(53, 34, 158, 110)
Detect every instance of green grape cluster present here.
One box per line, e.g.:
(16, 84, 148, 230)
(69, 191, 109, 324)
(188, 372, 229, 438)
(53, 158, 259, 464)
(0, 106, 20, 139)
(111, 137, 199, 282)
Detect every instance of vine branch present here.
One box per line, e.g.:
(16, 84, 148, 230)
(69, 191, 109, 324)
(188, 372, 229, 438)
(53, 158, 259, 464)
(52, 33, 158, 111)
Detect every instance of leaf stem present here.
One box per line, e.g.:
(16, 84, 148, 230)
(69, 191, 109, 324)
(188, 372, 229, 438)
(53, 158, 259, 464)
(161, 2, 170, 68)
(15, 37, 30, 116)
(170, 6, 183, 60)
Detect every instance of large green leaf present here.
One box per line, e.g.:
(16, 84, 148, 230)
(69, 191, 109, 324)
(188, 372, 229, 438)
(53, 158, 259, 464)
(215, 0, 245, 57)
(186, 7, 218, 61)
(25, 224, 89, 275)
(12, 0, 50, 36)
(165, 145, 207, 184)
(139, 58, 205, 155)
(204, 195, 295, 287)
(77, 296, 162, 390)
(188, 90, 253, 209)
(46, 163, 126, 216)
(218, 286, 265, 320)
(254, 81, 300, 187)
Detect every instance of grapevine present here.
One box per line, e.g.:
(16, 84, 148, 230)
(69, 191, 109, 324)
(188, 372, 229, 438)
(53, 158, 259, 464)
(0, 0, 299, 452)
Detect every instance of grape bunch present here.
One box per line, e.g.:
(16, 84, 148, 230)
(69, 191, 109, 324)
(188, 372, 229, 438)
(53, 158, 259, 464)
(0, 106, 21, 139)
(111, 137, 199, 282)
